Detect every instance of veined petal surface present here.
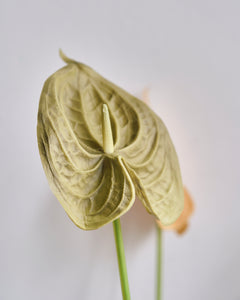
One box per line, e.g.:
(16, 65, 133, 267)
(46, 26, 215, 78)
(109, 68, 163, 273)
(37, 53, 184, 229)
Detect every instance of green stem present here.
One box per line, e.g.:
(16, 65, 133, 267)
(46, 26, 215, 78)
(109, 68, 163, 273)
(113, 218, 131, 300)
(156, 226, 162, 300)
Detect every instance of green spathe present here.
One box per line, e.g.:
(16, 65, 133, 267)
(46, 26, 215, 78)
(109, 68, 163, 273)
(37, 51, 184, 230)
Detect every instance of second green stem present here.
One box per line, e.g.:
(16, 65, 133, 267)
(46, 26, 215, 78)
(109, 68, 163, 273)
(156, 226, 162, 300)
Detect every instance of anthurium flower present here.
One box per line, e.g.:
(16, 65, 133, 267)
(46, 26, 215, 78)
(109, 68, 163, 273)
(156, 188, 194, 234)
(37, 51, 184, 230)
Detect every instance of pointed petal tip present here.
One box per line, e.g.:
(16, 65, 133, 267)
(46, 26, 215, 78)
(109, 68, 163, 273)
(59, 49, 73, 64)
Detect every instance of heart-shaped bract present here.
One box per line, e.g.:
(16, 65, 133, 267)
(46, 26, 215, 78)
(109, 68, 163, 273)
(37, 52, 184, 230)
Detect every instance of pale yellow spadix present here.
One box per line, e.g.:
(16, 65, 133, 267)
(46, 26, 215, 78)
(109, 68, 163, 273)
(102, 104, 114, 154)
(37, 52, 184, 230)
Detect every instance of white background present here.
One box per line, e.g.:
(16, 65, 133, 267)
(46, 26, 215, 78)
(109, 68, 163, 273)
(1, 1, 240, 299)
